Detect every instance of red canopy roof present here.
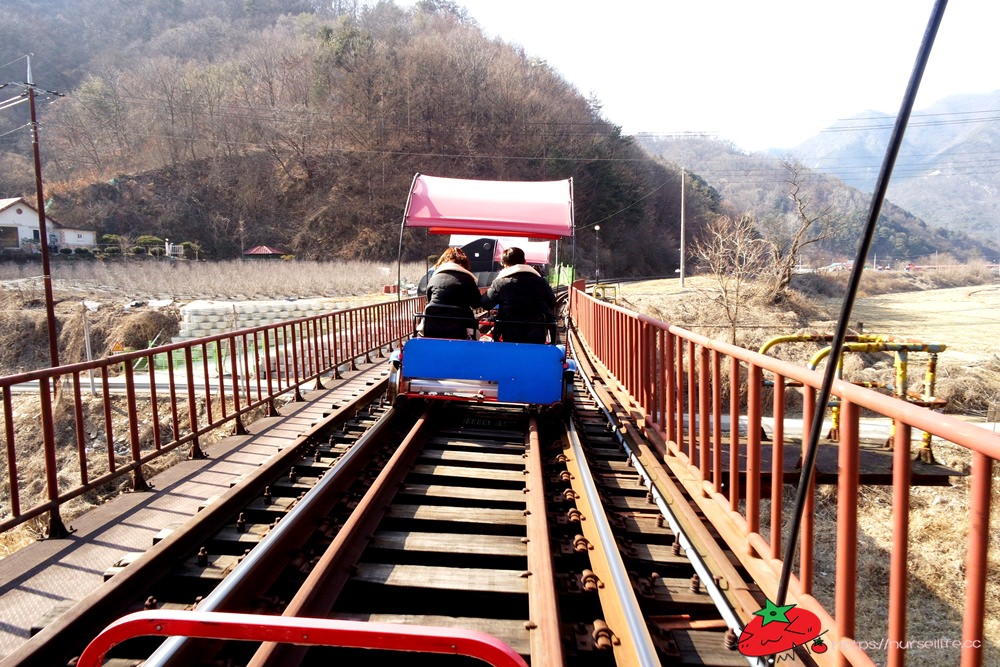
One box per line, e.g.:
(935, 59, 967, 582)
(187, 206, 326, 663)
(403, 174, 574, 239)
(244, 245, 285, 256)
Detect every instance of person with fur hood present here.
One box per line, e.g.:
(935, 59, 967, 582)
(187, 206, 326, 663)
(422, 247, 482, 339)
(481, 247, 557, 344)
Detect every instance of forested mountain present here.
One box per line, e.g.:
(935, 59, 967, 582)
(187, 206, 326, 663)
(639, 135, 999, 266)
(0, 0, 719, 277)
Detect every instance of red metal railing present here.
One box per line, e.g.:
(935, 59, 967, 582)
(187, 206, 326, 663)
(76, 610, 528, 667)
(0, 297, 422, 537)
(569, 283, 997, 667)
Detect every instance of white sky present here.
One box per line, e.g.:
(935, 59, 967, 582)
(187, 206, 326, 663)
(397, 1, 1000, 151)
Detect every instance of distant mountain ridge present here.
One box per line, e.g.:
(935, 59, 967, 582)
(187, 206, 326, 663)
(638, 90, 1000, 265)
(788, 90, 1000, 244)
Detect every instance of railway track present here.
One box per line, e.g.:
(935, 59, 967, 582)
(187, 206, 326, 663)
(21, 329, 795, 667)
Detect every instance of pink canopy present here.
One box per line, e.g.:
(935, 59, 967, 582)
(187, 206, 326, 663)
(403, 174, 574, 239)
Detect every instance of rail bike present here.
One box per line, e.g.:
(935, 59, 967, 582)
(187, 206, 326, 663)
(388, 173, 577, 408)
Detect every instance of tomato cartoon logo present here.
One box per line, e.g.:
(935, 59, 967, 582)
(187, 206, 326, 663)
(738, 597, 826, 659)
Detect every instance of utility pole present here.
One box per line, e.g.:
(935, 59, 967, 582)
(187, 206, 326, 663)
(26, 58, 60, 368)
(3, 56, 63, 368)
(679, 169, 686, 288)
(3, 57, 70, 539)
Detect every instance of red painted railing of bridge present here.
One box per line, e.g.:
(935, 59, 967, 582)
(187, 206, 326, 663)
(569, 282, 997, 667)
(0, 296, 423, 537)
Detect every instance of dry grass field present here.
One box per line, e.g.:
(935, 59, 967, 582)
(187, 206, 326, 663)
(1, 260, 998, 665)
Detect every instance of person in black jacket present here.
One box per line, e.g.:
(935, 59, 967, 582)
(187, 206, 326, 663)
(481, 247, 556, 343)
(422, 247, 482, 339)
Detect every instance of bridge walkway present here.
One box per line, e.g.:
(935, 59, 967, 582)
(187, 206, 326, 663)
(0, 361, 387, 662)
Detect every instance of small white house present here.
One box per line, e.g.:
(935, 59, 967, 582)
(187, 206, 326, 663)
(0, 197, 97, 252)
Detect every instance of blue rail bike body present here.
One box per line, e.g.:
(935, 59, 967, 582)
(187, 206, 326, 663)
(389, 338, 575, 407)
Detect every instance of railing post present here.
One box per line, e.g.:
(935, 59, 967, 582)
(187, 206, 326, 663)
(728, 356, 740, 514)
(71, 373, 89, 485)
(674, 338, 684, 454)
(290, 323, 305, 402)
(201, 342, 214, 425)
(698, 345, 710, 481)
(331, 313, 342, 380)
(124, 363, 150, 492)
(711, 350, 722, 495)
(836, 399, 860, 663)
(349, 310, 359, 371)
(745, 364, 762, 552)
(770, 374, 785, 559)
(887, 422, 911, 667)
(185, 347, 206, 459)
(262, 329, 278, 417)
(686, 339, 696, 461)
(663, 331, 675, 447)
(800, 385, 816, 594)
(230, 334, 249, 436)
(39, 377, 69, 538)
(3, 386, 22, 519)
(961, 451, 991, 667)
(801, 471, 815, 596)
(640, 320, 653, 422)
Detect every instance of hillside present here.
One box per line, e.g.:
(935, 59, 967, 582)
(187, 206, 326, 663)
(1, 0, 721, 279)
(638, 134, 999, 266)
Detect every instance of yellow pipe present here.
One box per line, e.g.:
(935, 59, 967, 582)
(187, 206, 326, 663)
(802, 341, 947, 450)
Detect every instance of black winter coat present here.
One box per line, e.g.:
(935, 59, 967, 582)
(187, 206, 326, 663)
(421, 263, 482, 339)
(481, 265, 556, 343)
(426, 263, 481, 315)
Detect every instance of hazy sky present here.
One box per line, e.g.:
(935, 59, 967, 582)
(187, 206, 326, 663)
(397, 1, 1000, 151)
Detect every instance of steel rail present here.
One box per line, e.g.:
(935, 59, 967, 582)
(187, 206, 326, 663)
(563, 416, 661, 667)
(568, 330, 757, 665)
(245, 405, 436, 666)
(139, 383, 401, 667)
(523, 416, 565, 665)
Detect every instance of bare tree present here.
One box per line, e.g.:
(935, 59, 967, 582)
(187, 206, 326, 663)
(693, 213, 769, 344)
(765, 159, 834, 297)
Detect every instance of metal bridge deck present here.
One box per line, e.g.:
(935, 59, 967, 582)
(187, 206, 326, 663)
(0, 361, 389, 662)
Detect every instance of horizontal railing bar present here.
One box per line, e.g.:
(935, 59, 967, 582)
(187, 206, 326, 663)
(0, 296, 423, 536)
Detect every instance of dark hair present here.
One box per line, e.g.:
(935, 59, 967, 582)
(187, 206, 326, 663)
(436, 247, 471, 270)
(501, 247, 526, 267)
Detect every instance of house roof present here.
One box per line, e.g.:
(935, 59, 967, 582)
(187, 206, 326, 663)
(0, 197, 37, 215)
(244, 245, 286, 256)
(0, 197, 66, 228)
